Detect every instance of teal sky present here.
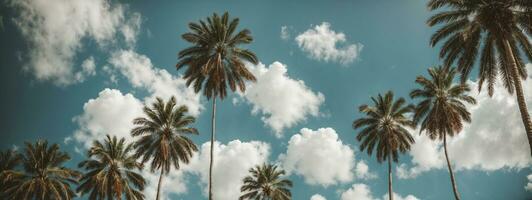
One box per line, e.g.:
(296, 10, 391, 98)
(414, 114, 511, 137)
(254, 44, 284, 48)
(1, 0, 531, 199)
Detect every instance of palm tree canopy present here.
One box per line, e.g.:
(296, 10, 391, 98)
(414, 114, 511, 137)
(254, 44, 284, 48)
(77, 135, 146, 200)
(427, 0, 531, 95)
(353, 91, 416, 163)
(177, 11, 258, 100)
(0, 149, 21, 198)
(3, 140, 80, 200)
(131, 96, 199, 174)
(240, 163, 293, 200)
(410, 66, 477, 140)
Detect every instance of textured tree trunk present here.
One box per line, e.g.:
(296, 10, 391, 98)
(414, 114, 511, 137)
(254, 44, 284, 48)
(503, 39, 532, 156)
(444, 134, 461, 200)
(156, 168, 164, 200)
(209, 98, 217, 200)
(388, 156, 394, 200)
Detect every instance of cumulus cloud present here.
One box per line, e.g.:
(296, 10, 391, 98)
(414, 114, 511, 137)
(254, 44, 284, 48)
(355, 160, 377, 180)
(141, 169, 188, 200)
(340, 184, 419, 200)
(526, 174, 532, 191)
(311, 194, 327, 200)
(72, 88, 144, 148)
(280, 128, 354, 186)
(295, 22, 362, 65)
(10, 0, 141, 85)
(187, 140, 270, 200)
(281, 26, 290, 40)
(109, 50, 202, 116)
(398, 64, 532, 178)
(240, 62, 324, 136)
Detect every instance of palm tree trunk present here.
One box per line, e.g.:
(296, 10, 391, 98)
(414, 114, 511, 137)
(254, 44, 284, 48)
(503, 39, 532, 156)
(388, 156, 394, 200)
(444, 134, 460, 200)
(208, 98, 217, 200)
(156, 168, 164, 200)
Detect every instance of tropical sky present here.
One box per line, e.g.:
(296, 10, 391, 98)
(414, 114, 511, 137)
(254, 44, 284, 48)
(0, 0, 531, 199)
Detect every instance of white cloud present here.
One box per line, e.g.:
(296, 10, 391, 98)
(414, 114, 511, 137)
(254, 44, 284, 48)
(526, 174, 532, 191)
(398, 64, 532, 178)
(109, 50, 202, 116)
(10, 0, 141, 85)
(295, 22, 362, 65)
(340, 184, 420, 200)
(141, 169, 188, 200)
(241, 62, 325, 136)
(355, 160, 377, 180)
(281, 26, 290, 40)
(280, 128, 354, 186)
(187, 140, 271, 200)
(72, 88, 144, 148)
(310, 194, 327, 200)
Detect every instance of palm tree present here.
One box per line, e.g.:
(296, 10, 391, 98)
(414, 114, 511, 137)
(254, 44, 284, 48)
(427, 0, 532, 155)
(77, 135, 146, 200)
(177, 11, 259, 200)
(131, 96, 199, 200)
(410, 66, 476, 200)
(2, 140, 80, 200)
(352, 91, 415, 200)
(0, 149, 21, 198)
(240, 163, 292, 200)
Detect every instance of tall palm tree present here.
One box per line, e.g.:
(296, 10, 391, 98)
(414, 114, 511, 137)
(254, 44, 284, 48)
(131, 96, 199, 200)
(410, 66, 476, 200)
(77, 135, 146, 200)
(0, 149, 21, 198)
(352, 91, 415, 200)
(2, 140, 80, 200)
(427, 0, 532, 155)
(239, 163, 292, 200)
(177, 11, 259, 200)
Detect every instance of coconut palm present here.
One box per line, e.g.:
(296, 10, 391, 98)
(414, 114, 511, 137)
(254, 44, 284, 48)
(410, 66, 476, 200)
(240, 163, 292, 200)
(352, 91, 415, 200)
(131, 96, 199, 200)
(2, 140, 80, 200)
(77, 135, 146, 200)
(177, 11, 258, 200)
(427, 0, 532, 154)
(0, 149, 21, 198)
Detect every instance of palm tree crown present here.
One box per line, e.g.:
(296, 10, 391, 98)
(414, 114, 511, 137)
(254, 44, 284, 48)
(77, 135, 146, 200)
(0, 149, 21, 198)
(353, 91, 416, 162)
(177, 11, 259, 100)
(411, 66, 477, 139)
(3, 140, 80, 200)
(240, 164, 293, 200)
(427, 0, 531, 94)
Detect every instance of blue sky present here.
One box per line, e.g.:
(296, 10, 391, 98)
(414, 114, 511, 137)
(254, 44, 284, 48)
(1, 0, 531, 199)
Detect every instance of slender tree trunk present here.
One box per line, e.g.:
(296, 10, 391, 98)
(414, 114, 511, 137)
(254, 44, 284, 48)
(388, 156, 394, 200)
(156, 168, 164, 200)
(503, 39, 532, 156)
(444, 134, 461, 200)
(208, 98, 217, 200)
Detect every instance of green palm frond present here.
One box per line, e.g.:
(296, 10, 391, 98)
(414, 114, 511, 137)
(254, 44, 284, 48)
(240, 163, 293, 200)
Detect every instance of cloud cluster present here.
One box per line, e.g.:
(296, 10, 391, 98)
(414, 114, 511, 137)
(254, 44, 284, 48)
(280, 128, 355, 186)
(340, 184, 419, 200)
(108, 50, 202, 116)
(526, 174, 532, 191)
(240, 62, 324, 136)
(295, 22, 362, 65)
(398, 64, 532, 178)
(10, 0, 141, 85)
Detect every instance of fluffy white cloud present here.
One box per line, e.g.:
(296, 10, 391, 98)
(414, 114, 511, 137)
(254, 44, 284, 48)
(141, 169, 188, 200)
(72, 88, 143, 148)
(398, 64, 532, 178)
(526, 174, 532, 191)
(281, 26, 290, 40)
(355, 160, 377, 180)
(187, 140, 270, 200)
(295, 22, 362, 65)
(340, 184, 419, 200)
(241, 62, 324, 136)
(10, 0, 141, 85)
(280, 128, 354, 186)
(109, 50, 202, 116)
(310, 194, 327, 200)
